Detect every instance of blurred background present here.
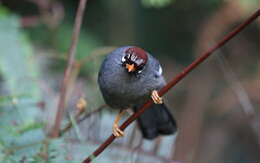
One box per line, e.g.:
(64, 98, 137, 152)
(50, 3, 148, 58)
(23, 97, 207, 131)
(0, 0, 260, 162)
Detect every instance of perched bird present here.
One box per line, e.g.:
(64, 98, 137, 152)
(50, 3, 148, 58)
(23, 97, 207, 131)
(98, 46, 177, 139)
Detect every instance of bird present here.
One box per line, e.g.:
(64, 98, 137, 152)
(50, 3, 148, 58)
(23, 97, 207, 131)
(98, 46, 177, 139)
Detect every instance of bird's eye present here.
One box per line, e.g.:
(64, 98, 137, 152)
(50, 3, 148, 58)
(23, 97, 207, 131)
(121, 56, 126, 62)
(136, 65, 144, 74)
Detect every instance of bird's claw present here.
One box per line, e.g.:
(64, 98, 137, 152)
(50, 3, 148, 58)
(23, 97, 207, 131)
(151, 90, 163, 104)
(112, 124, 124, 137)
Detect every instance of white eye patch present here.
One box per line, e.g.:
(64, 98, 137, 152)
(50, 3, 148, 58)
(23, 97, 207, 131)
(158, 65, 162, 75)
(121, 56, 126, 62)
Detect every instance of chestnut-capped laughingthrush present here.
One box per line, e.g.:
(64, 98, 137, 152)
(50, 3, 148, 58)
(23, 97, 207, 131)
(98, 46, 177, 139)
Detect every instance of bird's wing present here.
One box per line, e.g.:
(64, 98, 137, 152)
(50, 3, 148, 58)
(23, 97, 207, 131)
(152, 57, 163, 77)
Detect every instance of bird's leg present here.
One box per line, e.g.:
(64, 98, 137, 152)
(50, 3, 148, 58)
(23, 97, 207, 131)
(151, 90, 163, 104)
(112, 109, 125, 137)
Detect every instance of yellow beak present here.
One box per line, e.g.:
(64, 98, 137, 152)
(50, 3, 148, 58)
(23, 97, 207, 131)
(125, 63, 135, 72)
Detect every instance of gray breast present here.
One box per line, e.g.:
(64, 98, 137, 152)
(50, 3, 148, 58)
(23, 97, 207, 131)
(98, 48, 165, 109)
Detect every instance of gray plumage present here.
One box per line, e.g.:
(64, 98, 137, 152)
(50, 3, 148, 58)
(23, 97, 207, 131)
(98, 46, 177, 139)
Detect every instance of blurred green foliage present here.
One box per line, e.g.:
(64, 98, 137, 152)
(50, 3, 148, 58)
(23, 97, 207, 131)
(0, 5, 107, 162)
(0, 8, 44, 162)
(141, 0, 175, 8)
(27, 24, 102, 75)
(0, 7, 77, 162)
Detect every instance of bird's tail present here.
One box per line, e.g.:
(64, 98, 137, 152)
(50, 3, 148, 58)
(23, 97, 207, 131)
(134, 103, 177, 140)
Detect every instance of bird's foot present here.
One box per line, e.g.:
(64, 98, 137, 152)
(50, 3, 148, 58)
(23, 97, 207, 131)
(112, 123, 124, 137)
(151, 90, 163, 104)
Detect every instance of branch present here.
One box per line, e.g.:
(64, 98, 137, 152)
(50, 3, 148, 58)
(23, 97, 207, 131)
(60, 104, 107, 136)
(50, 0, 88, 137)
(82, 9, 260, 163)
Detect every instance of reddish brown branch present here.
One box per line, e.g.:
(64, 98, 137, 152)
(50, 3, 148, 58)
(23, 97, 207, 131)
(83, 9, 260, 162)
(50, 0, 88, 137)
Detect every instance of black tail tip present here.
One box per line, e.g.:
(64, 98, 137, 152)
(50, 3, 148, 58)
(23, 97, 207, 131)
(158, 123, 177, 136)
(134, 103, 177, 140)
(141, 124, 177, 140)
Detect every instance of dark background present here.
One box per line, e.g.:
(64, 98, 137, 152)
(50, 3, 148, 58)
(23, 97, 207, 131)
(0, 0, 259, 162)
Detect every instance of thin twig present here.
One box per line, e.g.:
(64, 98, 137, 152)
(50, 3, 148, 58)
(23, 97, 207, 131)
(70, 138, 172, 163)
(216, 54, 260, 145)
(78, 47, 116, 66)
(60, 106, 85, 137)
(82, 9, 260, 163)
(217, 54, 255, 116)
(50, 0, 88, 137)
(77, 104, 107, 123)
(60, 104, 107, 136)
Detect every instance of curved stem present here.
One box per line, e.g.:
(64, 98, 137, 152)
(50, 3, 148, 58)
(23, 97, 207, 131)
(50, 0, 88, 137)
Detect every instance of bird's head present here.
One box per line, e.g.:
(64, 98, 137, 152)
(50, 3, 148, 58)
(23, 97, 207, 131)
(121, 47, 148, 74)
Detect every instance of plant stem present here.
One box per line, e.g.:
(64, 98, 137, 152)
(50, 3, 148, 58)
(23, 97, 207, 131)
(50, 0, 88, 137)
(82, 9, 260, 163)
(60, 104, 106, 136)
